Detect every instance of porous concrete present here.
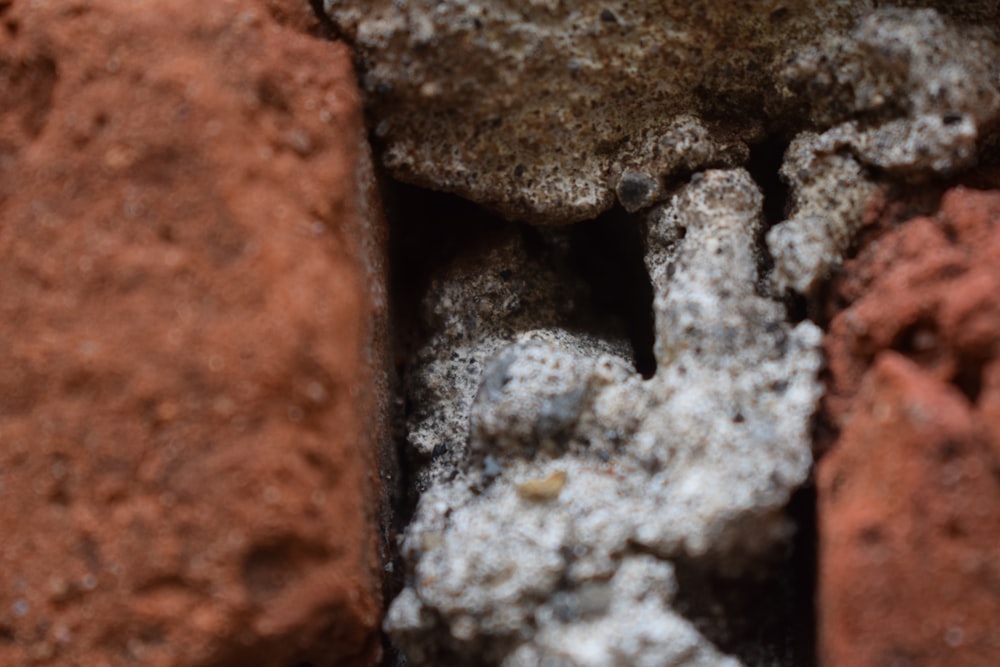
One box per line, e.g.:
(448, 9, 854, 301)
(361, 4, 1000, 665)
(388, 170, 822, 665)
(768, 8, 1000, 294)
(403, 229, 630, 492)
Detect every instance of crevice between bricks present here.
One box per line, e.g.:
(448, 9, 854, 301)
(305, 4, 1000, 666)
(381, 181, 511, 666)
(376, 165, 824, 665)
(2, 1, 998, 666)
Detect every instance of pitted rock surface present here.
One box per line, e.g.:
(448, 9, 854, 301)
(768, 8, 1000, 294)
(326, 2, 1000, 224)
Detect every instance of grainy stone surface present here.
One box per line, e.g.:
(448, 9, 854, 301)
(326, 2, 1000, 224)
(324, 0, 861, 222)
(768, 8, 1000, 294)
(822, 182, 1000, 432)
(388, 170, 823, 665)
(0, 1, 390, 665)
(765, 132, 883, 296)
(817, 182, 1000, 666)
(403, 228, 628, 491)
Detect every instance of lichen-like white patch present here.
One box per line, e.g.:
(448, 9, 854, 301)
(388, 170, 822, 664)
(769, 9, 1000, 293)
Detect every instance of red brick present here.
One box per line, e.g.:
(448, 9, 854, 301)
(819, 180, 1000, 667)
(0, 1, 389, 665)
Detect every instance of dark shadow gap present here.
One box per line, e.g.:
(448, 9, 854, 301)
(745, 136, 816, 326)
(570, 207, 657, 378)
(386, 181, 510, 374)
(748, 136, 791, 229)
(954, 356, 985, 404)
(383, 184, 509, 495)
(382, 179, 511, 667)
(306, 0, 346, 41)
(672, 483, 818, 667)
(745, 135, 790, 299)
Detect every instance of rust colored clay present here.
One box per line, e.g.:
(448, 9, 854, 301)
(0, 1, 389, 665)
(818, 181, 1000, 667)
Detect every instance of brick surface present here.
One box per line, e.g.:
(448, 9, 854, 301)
(0, 1, 389, 665)
(818, 182, 1000, 667)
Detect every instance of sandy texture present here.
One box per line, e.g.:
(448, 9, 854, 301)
(326, 2, 1000, 225)
(0, 1, 390, 665)
(324, 0, 861, 222)
(387, 170, 822, 665)
(767, 8, 1000, 294)
(402, 228, 625, 491)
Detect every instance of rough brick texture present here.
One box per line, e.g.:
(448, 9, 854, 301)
(818, 182, 1000, 667)
(0, 1, 389, 665)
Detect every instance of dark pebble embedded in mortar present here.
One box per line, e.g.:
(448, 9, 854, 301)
(616, 172, 659, 212)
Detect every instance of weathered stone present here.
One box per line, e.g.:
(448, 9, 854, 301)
(768, 8, 1000, 294)
(817, 182, 1000, 666)
(324, 0, 861, 222)
(388, 169, 823, 664)
(326, 2, 1000, 224)
(0, 1, 390, 665)
(403, 228, 628, 491)
(823, 183, 1000, 430)
(765, 133, 882, 295)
